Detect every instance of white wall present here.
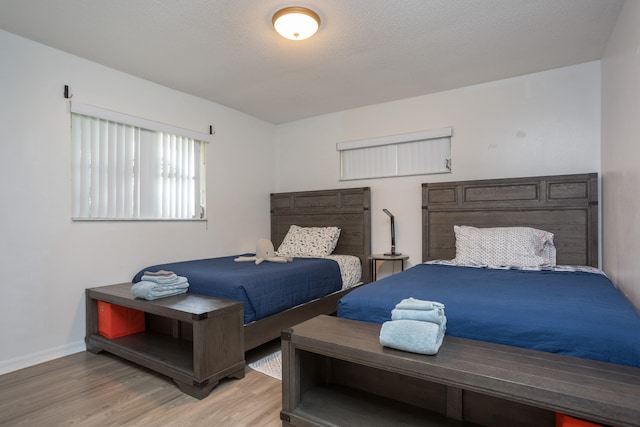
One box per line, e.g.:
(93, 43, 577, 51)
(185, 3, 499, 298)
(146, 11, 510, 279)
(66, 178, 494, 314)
(0, 29, 608, 374)
(0, 31, 275, 374)
(602, 0, 640, 308)
(275, 62, 602, 272)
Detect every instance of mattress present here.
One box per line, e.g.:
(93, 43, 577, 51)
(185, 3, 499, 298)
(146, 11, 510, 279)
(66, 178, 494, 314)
(337, 263, 640, 368)
(135, 255, 347, 324)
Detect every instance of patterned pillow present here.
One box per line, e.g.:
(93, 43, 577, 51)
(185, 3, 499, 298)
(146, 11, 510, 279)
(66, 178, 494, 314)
(276, 225, 341, 257)
(453, 225, 556, 267)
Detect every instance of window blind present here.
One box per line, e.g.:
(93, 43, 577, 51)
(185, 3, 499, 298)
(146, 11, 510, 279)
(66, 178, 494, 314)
(70, 103, 211, 142)
(71, 104, 207, 220)
(337, 128, 452, 181)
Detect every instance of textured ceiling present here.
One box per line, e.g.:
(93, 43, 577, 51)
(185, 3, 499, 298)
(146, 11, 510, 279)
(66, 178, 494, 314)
(0, 0, 623, 124)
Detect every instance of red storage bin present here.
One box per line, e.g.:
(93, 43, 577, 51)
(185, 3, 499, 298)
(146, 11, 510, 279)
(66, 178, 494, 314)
(97, 301, 145, 339)
(556, 413, 603, 427)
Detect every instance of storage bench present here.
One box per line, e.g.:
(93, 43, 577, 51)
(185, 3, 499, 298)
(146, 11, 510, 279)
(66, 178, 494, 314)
(281, 315, 640, 427)
(86, 283, 245, 399)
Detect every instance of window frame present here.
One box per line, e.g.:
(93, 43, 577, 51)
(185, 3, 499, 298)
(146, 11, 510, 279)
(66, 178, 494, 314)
(70, 103, 209, 221)
(336, 127, 452, 181)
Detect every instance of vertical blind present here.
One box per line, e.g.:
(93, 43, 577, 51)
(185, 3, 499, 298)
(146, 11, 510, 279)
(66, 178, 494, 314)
(337, 128, 452, 180)
(71, 103, 208, 220)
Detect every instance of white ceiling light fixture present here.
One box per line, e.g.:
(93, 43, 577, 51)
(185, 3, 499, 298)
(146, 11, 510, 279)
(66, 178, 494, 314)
(272, 7, 320, 41)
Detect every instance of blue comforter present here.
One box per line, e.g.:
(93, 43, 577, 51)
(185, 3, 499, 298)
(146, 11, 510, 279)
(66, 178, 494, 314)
(134, 256, 342, 324)
(337, 263, 640, 367)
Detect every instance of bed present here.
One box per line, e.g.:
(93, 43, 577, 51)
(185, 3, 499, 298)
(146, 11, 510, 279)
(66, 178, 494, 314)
(136, 186, 371, 350)
(337, 173, 640, 368)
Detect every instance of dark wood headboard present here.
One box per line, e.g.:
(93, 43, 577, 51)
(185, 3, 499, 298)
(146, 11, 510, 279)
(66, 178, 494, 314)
(422, 173, 598, 267)
(271, 187, 372, 283)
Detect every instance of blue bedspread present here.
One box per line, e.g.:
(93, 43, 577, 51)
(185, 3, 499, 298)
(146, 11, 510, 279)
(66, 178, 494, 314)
(337, 264, 640, 368)
(134, 256, 342, 324)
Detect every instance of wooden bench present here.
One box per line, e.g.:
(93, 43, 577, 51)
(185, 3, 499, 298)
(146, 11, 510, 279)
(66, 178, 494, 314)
(281, 315, 640, 427)
(86, 283, 245, 399)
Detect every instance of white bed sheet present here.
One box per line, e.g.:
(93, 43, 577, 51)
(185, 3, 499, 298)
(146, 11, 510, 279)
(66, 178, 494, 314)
(325, 254, 362, 289)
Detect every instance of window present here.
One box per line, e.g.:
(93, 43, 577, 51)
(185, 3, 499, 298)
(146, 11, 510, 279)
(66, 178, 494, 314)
(337, 128, 452, 180)
(71, 104, 208, 220)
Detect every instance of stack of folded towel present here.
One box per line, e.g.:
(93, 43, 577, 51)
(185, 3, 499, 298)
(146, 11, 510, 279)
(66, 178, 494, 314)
(131, 270, 190, 300)
(379, 297, 447, 355)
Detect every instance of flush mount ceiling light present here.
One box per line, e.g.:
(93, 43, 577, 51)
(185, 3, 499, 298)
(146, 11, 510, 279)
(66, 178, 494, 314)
(272, 7, 320, 40)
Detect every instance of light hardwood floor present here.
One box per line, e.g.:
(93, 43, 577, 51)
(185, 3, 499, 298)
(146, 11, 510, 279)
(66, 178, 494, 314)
(0, 342, 282, 426)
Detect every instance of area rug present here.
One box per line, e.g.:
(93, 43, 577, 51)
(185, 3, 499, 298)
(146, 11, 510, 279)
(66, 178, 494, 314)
(248, 350, 282, 380)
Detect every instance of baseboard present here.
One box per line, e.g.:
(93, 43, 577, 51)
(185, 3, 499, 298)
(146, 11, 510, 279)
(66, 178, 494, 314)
(0, 340, 86, 375)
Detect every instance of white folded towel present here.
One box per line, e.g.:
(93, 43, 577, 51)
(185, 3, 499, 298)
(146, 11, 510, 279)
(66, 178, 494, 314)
(394, 297, 444, 311)
(140, 274, 187, 285)
(391, 297, 445, 325)
(379, 319, 445, 355)
(391, 308, 446, 326)
(131, 280, 189, 300)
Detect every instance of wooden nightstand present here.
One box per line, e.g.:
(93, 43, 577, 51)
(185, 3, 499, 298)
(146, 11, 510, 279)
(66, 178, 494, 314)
(369, 254, 409, 281)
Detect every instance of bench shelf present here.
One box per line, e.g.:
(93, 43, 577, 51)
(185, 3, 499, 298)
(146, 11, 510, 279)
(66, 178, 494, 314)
(281, 315, 640, 427)
(85, 283, 245, 399)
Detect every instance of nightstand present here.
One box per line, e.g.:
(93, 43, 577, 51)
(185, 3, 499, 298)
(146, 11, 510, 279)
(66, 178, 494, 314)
(369, 254, 409, 281)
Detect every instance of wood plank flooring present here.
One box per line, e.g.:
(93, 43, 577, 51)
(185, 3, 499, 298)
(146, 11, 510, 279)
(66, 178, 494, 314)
(0, 342, 282, 426)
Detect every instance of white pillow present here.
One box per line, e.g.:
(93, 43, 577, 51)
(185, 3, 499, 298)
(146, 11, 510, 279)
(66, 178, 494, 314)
(276, 225, 341, 257)
(453, 225, 556, 267)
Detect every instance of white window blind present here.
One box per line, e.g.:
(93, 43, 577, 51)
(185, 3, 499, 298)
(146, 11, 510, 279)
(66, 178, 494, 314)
(71, 103, 208, 220)
(337, 128, 452, 181)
